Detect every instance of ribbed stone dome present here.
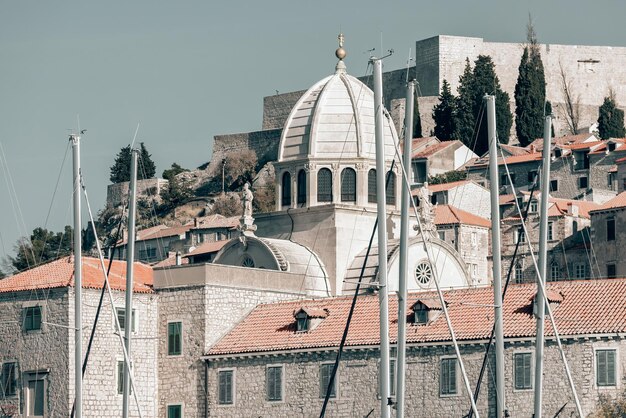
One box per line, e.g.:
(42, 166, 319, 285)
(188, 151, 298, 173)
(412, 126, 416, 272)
(278, 68, 399, 163)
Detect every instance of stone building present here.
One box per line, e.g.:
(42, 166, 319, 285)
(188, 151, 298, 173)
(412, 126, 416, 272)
(0, 257, 157, 417)
(588, 191, 626, 279)
(419, 180, 491, 220)
(204, 279, 626, 418)
(410, 138, 478, 185)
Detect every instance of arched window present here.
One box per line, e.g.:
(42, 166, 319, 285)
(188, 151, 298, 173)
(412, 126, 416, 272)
(317, 168, 333, 202)
(368, 169, 377, 203)
(515, 263, 523, 284)
(341, 168, 356, 202)
(281, 172, 291, 207)
(297, 170, 307, 206)
(385, 171, 396, 205)
(550, 261, 560, 281)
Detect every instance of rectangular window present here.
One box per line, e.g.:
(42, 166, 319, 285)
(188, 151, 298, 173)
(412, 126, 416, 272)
(516, 227, 526, 243)
(578, 176, 588, 189)
(596, 349, 616, 387)
(167, 405, 182, 418)
(24, 306, 42, 331)
(438, 231, 445, 241)
(529, 200, 538, 213)
(25, 372, 46, 417)
(550, 179, 558, 192)
(266, 366, 283, 402)
(319, 363, 337, 399)
(607, 217, 616, 241)
(117, 361, 125, 395)
(440, 358, 457, 396)
(607, 264, 617, 279)
(146, 247, 157, 258)
(1, 362, 17, 396)
(167, 322, 182, 356)
(548, 222, 554, 241)
(608, 173, 616, 190)
(471, 232, 477, 246)
(218, 370, 234, 405)
(501, 173, 515, 185)
(115, 308, 136, 332)
(575, 263, 586, 279)
(528, 170, 538, 184)
(514, 353, 532, 390)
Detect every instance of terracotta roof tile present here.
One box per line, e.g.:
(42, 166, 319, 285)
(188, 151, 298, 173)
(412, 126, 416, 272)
(527, 133, 597, 151)
(295, 307, 329, 318)
(590, 191, 626, 212)
(499, 144, 531, 156)
(471, 153, 543, 168)
(0, 256, 153, 294)
(412, 140, 457, 159)
(434, 205, 491, 228)
(207, 279, 626, 356)
(184, 240, 229, 257)
(417, 180, 473, 193)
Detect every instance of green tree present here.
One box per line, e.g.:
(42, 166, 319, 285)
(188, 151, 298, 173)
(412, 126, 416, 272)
(456, 56, 512, 155)
(428, 170, 468, 185)
(223, 149, 258, 190)
(514, 22, 549, 147)
(598, 96, 626, 139)
(160, 176, 194, 212)
(209, 192, 242, 217)
(162, 163, 188, 181)
(109, 142, 156, 183)
(432, 79, 456, 140)
(413, 93, 423, 138)
(9, 226, 73, 272)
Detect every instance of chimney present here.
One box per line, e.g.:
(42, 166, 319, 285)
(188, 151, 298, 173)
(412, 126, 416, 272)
(529, 144, 536, 153)
(175, 251, 182, 266)
(567, 202, 579, 216)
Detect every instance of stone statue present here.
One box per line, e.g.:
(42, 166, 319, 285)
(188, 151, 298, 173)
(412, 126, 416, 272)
(242, 182, 253, 218)
(417, 184, 436, 237)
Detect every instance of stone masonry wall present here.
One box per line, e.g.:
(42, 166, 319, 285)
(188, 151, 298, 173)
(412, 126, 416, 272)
(590, 207, 626, 278)
(106, 178, 168, 208)
(206, 338, 623, 417)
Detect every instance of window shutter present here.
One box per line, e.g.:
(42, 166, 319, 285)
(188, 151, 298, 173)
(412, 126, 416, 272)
(524, 354, 531, 388)
(514, 355, 523, 389)
(607, 350, 616, 386)
(597, 351, 607, 386)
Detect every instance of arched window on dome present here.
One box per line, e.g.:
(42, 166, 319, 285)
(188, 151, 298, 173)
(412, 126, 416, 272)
(281, 172, 291, 207)
(297, 170, 307, 206)
(368, 169, 377, 203)
(317, 168, 333, 202)
(385, 171, 396, 205)
(341, 168, 356, 202)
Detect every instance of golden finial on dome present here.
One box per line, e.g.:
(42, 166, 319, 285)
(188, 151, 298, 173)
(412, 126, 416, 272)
(335, 33, 346, 60)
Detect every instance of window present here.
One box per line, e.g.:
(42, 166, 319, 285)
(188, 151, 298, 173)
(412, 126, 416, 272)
(317, 168, 333, 202)
(25, 371, 47, 417)
(471, 232, 477, 246)
(607, 217, 616, 241)
(529, 200, 538, 213)
(596, 349, 616, 387)
(578, 176, 588, 189)
(167, 322, 182, 356)
(218, 370, 234, 405)
(295, 313, 308, 332)
(319, 363, 337, 399)
(574, 263, 586, 279)
(440, 358, 457, 396)
(528, 170, 538, 184)
(515, 263, 523, 284)
(379, 358, 397, 397)
(414, 304, 428, 324)
(438, 231, 445, 241)
(385, 171, 396, 205)
(516, 227, 526, 244)
(281, 172, 291, 207)
(550, 179, 558, 192)
(368, 169, 377, 203)
(431, 194, 438, 205)
(115, 307, 136, 332)
(146, 247, 157, 258)
(1, 362, 16, 396)
(554, 148, 562, 158)
(241, 255, 255, 268)
(608, 142, 617, 152)
(514, 353, 532, 390)
(117, 361, 125, 395)
(24, 306, 42, 331)
(167, 405, 182, 418)
(608, 173, 616, 190)
(607, 264, 617, 279)
(266, 366, 283, 402)
(548, 221, 554, 241)
(340, 168, 356, 202)
(297, 170, 307, 205)
(550, 262, 560, 281)
(414, 261, 433, 287)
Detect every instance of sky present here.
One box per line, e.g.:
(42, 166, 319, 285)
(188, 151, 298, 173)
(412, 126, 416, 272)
(1, 0, 626, 266)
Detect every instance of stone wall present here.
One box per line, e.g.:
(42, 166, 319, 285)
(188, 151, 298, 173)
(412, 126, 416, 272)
(106, 178, 168, 208)
(205, 338, 622, 417)
(209, 129, 282, 177)
(590, 207, 626, 278)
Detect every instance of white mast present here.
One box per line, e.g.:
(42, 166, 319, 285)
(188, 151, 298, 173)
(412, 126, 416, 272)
(70, 133, 83, 418)
(396, 79, 414, 417)
(486, 95, 506, 417)
(122, 148, 139, 418)
(533, 115, 552, 417)
(372, 56, 391, 418)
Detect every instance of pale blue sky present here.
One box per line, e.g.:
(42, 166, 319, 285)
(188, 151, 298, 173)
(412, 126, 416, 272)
(1, 0, 625, 264)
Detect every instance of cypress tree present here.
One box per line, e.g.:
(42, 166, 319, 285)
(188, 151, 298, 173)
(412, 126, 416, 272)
(413, 93, 423, 138)
(109, 142, 156, 183)
(455, 59, 476, 146)
(433, 79, 456, 140)
(598, 97, 626, 139)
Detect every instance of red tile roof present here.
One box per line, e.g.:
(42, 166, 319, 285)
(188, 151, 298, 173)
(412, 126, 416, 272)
(192, 214, 240, 229)
(527, 133, 597, 151)
(184, 240, 229, 257)
(0, 256, 153, 294)
(470, 153, 543, 168)
(206, 279, 626, 356)
(616, 156, 626, 164)
(434, 205, 491, 228)
(499, 144, 531, 156)
(412, 140, 458, 159)
(418, 180, 474, 193)
(589, 191, 626, 212)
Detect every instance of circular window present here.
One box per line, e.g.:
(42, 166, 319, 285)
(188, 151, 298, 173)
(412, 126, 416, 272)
(241, 255, 255, 268)
(414, 261, 433, 287)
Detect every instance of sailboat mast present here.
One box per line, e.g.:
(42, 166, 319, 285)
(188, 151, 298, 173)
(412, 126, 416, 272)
(396, 79, 414, 417)
(70, 134, 83, 418)
(486, 95, 506, 417)
(533, 115, 552, 418)
(123, 148, 139, 418)
(372, 57, 391, 418)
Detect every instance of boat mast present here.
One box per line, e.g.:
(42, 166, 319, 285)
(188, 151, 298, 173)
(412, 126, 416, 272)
(396, 79, 414, 417)
(70, 133, 83, 418)
(122, 148, 139, 418)
(533, 115, 552, 418)
(486, 95, 506, 417)
(372, 56, 391, 418)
